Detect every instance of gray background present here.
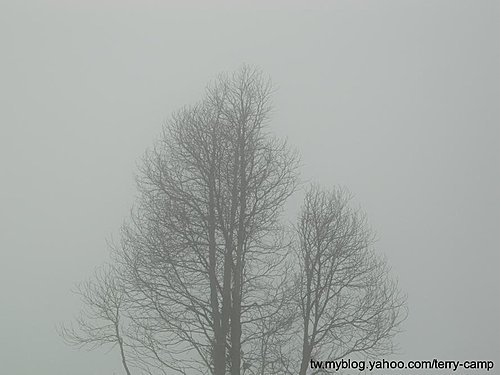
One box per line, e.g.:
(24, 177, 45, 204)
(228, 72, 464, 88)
(1, 1, 498, 373)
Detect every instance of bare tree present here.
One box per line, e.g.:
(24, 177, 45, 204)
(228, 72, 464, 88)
(111, 65, 298, 375)
(62, 66, 406, 375)
(59, 265, 134, 375)
(294, 186, 407, 375)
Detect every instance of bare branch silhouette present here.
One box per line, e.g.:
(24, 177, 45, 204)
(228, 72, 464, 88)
(59, 265, 134, 375)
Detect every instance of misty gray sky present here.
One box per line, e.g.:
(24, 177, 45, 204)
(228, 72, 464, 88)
(1, 1, 498, 374)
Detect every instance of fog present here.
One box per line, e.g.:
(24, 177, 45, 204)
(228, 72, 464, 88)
(1, 1, 498, 374)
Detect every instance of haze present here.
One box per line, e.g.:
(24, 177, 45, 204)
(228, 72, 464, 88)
(1, 1, 498, 374)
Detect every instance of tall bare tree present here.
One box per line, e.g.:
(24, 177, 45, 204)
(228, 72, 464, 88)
(112, 65, 298, 375)
(62, 66, 406, 375)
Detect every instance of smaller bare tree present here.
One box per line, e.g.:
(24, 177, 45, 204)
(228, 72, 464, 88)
(295, 186, 407, 375)
(59, 266, 134, 375)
